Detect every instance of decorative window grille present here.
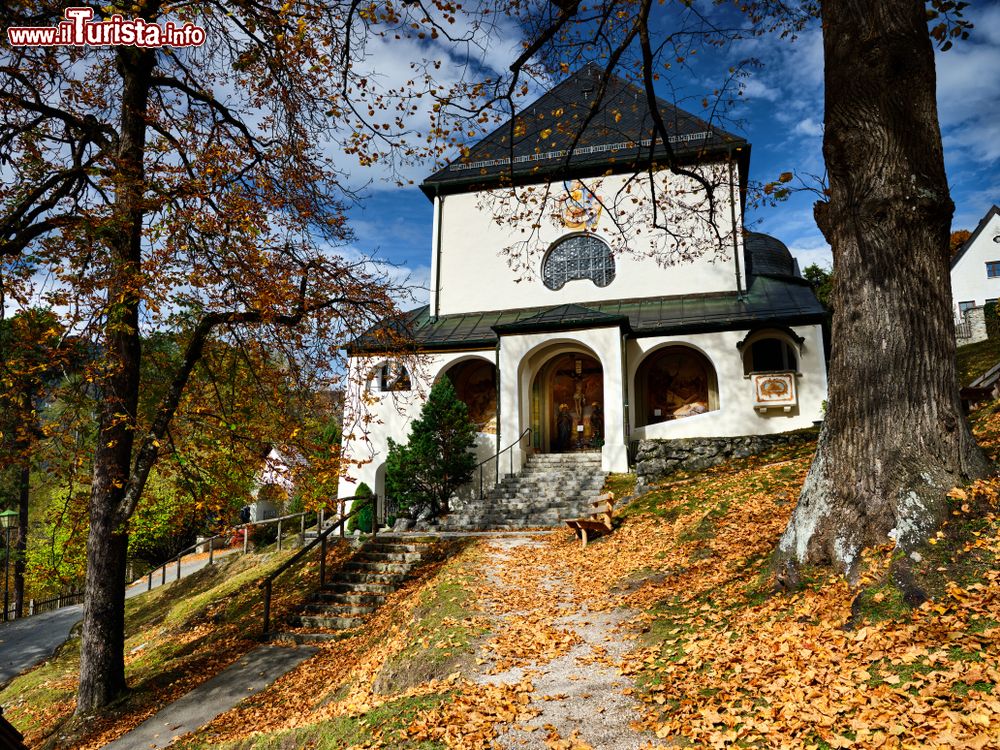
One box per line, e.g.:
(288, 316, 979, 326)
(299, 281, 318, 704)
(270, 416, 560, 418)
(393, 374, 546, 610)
(372, 362, 411, 392)
(542, 234, 615, 290)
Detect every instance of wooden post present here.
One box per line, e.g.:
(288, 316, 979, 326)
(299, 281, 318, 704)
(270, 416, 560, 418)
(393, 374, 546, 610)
(161, 564, 166, 586)
(208, 537, 214, 565)
(56, 594, 61, 608)
(176, 555, 181, 580)
(300, 514, 306, 546)
(339, 499, 345, 539)
(319, 507, 325, 530)
(28, 599, 34, 616)
(277, 519, 282, 551)
(320, 534, 327, 587)
(147, 571, 152, 591)
(262, 580, 272, 638)
(243, 526, 249, 555)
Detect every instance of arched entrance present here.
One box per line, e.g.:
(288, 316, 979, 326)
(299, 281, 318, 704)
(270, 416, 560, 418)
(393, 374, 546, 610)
(531, 352, 604, 453)
(441, 358, 498, 434)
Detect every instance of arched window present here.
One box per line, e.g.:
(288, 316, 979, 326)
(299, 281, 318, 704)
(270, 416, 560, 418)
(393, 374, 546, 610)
(368, 362, 412, 392)
(739, 331, 800, 376)
(542, 234, 615, 290)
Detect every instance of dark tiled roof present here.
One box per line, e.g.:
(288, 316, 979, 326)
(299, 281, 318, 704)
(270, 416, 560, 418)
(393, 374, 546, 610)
(744, 232, 800, 279)
(349, 274, 825, 354)
(421, 64, 747, 196)
(951, 204, 1000, 268)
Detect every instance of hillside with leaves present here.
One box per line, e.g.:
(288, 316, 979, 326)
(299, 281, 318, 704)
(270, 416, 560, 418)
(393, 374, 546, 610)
(7, 405, 1000, 749)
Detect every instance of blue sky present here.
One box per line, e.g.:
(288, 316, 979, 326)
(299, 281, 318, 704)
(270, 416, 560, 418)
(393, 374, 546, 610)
(343, 2, 1000, 306)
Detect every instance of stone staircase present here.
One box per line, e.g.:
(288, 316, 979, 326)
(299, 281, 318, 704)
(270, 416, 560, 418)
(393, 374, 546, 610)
(290, 536, 440, 636)
(439, 452, 607, 531)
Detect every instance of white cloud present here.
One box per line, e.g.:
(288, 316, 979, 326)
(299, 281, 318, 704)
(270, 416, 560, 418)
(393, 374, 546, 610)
(740, 77, 780, 102)
(792, 117, 823, 138)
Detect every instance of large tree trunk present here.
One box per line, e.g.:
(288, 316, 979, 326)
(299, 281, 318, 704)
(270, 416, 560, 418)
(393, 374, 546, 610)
(76, 48, 153, 715)
(778, 0, 989, 576)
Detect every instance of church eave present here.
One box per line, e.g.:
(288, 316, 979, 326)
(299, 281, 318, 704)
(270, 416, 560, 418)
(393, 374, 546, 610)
(419, 142, 748, 200)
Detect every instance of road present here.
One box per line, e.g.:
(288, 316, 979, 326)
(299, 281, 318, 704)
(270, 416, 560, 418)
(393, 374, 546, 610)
(0, 549, 236, 686)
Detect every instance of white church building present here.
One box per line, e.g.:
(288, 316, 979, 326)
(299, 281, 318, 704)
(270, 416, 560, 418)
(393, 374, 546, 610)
(339, 66, 828, 510)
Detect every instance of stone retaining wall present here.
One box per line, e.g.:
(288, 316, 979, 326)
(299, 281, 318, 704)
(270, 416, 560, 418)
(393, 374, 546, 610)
(635, 430, 818, 491)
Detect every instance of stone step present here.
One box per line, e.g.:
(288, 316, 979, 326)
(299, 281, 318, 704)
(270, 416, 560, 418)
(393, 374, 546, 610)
(298, 614, 367, 630)
(325, 581, 397, 595)
(486, 492, 603, 503)
(302, 603, 377, 616)
(343, 560, 415, 575)
(364, 542, 436, 554)
(525, 457, 601, 465)
(340, 571, 407, 585)
(355, 550, 424, 563)
(493, 481, 605, 492)
(313, 590, 387, 605)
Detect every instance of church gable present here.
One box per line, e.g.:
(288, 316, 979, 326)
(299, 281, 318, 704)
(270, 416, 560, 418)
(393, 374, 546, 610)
(421, 64, 747, 196)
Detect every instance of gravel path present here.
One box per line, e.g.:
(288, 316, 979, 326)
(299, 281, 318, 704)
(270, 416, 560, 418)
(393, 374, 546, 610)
(473, 537, 657, 749)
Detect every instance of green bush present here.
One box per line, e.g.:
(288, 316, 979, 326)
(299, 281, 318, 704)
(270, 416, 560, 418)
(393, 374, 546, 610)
(347, 482, 374, 533)
(386, 378, 477, 518)
(986, 301, 1000, 340)
(250, 522, 278, 549)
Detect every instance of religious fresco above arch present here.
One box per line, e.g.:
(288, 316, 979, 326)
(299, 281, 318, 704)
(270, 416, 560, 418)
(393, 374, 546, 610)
(636, 346, 718, 426)
(444, 359, 498, 434)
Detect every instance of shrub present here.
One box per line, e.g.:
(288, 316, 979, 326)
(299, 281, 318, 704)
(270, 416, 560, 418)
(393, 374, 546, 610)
(986, 301, 1000, 340)
(385, 378, 477, 518)
(250, 522, 278, 549)
(347, 482, 374, 533)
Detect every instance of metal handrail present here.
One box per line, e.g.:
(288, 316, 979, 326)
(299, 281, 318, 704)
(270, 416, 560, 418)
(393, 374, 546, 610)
(128, 509, 326, 594)
(474, 427, 532, 502)
(258, 493, 375, 636)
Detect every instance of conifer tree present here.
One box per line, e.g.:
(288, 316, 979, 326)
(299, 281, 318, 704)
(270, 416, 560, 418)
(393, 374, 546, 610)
(385, 378, 477, 518)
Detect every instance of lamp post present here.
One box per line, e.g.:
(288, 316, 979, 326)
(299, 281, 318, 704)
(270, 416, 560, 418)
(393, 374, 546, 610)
(0, 510, 18, 622)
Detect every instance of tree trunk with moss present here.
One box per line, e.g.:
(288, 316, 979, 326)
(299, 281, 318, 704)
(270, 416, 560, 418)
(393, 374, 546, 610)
(777, 0, 990, 577)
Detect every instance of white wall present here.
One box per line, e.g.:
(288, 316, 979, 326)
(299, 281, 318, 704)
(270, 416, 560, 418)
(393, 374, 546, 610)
(951, 210, 1000, 318)
(433, 166, 744, 316)
(626, 324, 827, 441)
(341, 322, 828, 498)
(339, 350, 499, 505)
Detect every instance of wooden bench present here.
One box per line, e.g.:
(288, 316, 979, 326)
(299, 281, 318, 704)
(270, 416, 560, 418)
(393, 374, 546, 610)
(566, 492, 615, 548)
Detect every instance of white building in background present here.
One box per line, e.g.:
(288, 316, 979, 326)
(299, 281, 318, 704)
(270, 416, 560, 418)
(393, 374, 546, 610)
(339, 66, 828, 506)
(951, 205, 1000, 320)
(248, 446, 299, 522)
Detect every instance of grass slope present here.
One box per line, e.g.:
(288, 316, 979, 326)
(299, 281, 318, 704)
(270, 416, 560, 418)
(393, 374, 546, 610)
(10, 404, 1000, 749)
(957, 336, 1000, 386)
(2, 543, 349, 749)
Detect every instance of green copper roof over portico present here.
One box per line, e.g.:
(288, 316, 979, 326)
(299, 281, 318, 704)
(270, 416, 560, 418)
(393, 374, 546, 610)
(348, 273, 825, 354)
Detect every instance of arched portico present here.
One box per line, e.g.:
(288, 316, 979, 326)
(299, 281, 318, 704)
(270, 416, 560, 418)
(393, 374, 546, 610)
(529, 351, 604, 453)
(436, 356, 498, 434)
(497, 329, 629, 474)
(634, 344, 719, 427)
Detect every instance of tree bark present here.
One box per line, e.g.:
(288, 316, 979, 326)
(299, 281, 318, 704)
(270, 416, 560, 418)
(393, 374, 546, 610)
(778, 0, 990, 576)
(76, 47, 154, 715)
